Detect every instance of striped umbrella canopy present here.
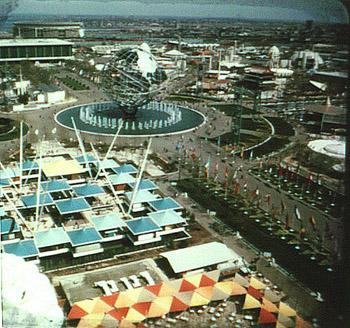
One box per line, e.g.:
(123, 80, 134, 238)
(279, 302, 297, 317)
(131, 302, 153, 316)
(119, 319, 137, 328)
(169, 296, 189, 312)
(231, 282, 247, 296)
(147, 301, 169, 318)
(234, 273, 250, 288)
(195, 286, 215, 300)
(100, 293, 120, 307)
(124, 307, 146, 323)
(261, 297, 279, 313)
(277, 312, 295, 327)
(99, 313, 120, 328)
(68, 304, 88, 320)
(264, 289, 281, 303)
(115, 289, 142, 308)
(136, 288, 157, 303)
(183, 274, 203, 288)
(243, 294, 262, 310)
(76, 312, 104, 328)
(189, 291, 210, 307)
(174, 291, 194, 306)
(258, 308, 277, 325)
(250, 277, 267, 290)
(108, 307, 130, 321)
(214, 281, 234, 295)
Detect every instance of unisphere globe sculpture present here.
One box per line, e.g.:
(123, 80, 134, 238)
(101, 43, 166, 118)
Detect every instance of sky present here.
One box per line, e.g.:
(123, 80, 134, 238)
(9, 0, 350, 23)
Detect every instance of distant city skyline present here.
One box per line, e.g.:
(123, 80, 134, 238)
(10, 0, 349, 23)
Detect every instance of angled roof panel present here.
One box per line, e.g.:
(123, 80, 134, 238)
(73, 184, 105, 197)
(128, 179, 158, 191)
(55, 197, 91, 215)
(126, 217, 161, 236)
(34, 227, 70, 248)
(148, 210, 186, 227)
(0, 218, 20, 235)
(21, 193, 55, 208)
(112, 164, 137, 175)
(90, 212, 126, 231)
(66, 227, 102, 246)
(41, 179, 71, 193)
(148, 197, 182, 212)
(3, 240, 39, 258)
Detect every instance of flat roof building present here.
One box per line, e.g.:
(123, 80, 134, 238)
(160, 242, 244, 276)
(13, 21, 84, 39)
(0, 39, 74, 63)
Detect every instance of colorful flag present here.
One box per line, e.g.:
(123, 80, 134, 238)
(240, 147, 245, 158)
(234, 182, 240, 194)
(280, 199, 286, 212)
(217, 135, 221, 147)
(249, 150, 254, 160)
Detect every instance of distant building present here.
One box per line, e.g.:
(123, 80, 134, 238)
(240, 67, 277, 100)
(0, 39, 73, 63)
(13, 21, 84, 39)
(291, 50, 323, 70)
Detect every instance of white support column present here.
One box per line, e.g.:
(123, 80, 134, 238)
(71, 117, 92, 178)
(127, 138, 152, 216)
(35, 145, 43, 231)
(19, 120, 24, 193)
(90, 143, 127, 217)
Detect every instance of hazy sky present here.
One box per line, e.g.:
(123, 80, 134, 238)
(10, 0, 349, 23)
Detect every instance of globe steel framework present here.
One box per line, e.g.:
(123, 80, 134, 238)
(101, 45, 166, 118)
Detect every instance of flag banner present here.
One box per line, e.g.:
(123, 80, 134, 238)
(280, 199, 286, 212)
(204, 156, 211, 179)
(266, 194, 271, 206)
(294, 206, 301, 221)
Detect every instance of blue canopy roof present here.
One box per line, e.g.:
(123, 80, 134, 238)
(90, 212, 126, 231)
(75, 154, 97, 164)
(55, 197, 91, 215)
(0, 207, 5, 216)
(126, 217, 161, 236)
(128, 179, 158, 191)
(148, 197, 182, 212)
(21, 160, 39, 171)
(112, 164, 138, 175)
(0, 218, 20, 235)
(0, 167, 20, 179)
(21, 193, 55, 208)
(34, 227, 70, 248)
(73, 184, 105, 197)
(96, 159, 119, 170)
(109, 173, 136, 185)
(3, 240, 39, 258)
(0, 178, 10, 187)
(41, 180, 71, 193)
(125, 190, 158, 204)
(148, 210, 186, 227)
(66, 227, 102, 246)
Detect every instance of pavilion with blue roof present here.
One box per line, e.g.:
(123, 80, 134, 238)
(148, 210, 187, 227)
(34, 227, 70, 254)
(3, 239, 39, 260)
(90, 212, 127, 239)
(55, 197, 91, 215)
(0, 178, 10, 187)
(125, 217, 162, 246)
(112, 164, 138, 175)
(148, 197, 182, 212)
(21, 193, 55, 208)
(1, 218, 21, 240)
(109, 173, 136, 186)
(66, 227, 102, 247)
(41, 179, 72, 193)
(73, 183, 105, 197)
(96, 159, 119, 170)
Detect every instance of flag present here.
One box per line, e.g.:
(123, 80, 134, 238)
(308, 173, 313, 185)
(224, 165, 229, 179)
(266, 194, 272, 206)
(251, 187, 259, 199)
(217, 135, 221, 147)
(243, 182, 248, 191)
(234, 182, 240, 194)
(204, 156, 211, 179)
(294, 206, 301, 221)
(309, 215, 317, 232)
(250, 150, 254, 160)
(268, 167, 273, 174)
(259, 160, 263, 169)
(278, 163, 283, 177)
(191, 149, 196, 160)
(280, 199, 286, 212)
(285, 214, 290, 229)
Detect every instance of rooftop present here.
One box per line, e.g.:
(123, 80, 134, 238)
(125, 190, 158, 204)
(128, 179, 158, 191)
(0, 218, 20, 235)
(112, 164, 138, 175)
(126, 217, 161, 235)
(90, 212, 126, 231)
(148, 210, 186, 227)
(0, 39, 74, 47)
(73, 183, 105, 197)
(148, 197, 182, 212)
(108, 173, 136, 185)
(21, 193, 55, 208)
(55, 197, 91, 215)
(40, 179, 72, 193)
(34, 227, 70, 248)
(160, 242, 242, 273)
(3, 240, 39, 258)
(66, 227, 102, 247)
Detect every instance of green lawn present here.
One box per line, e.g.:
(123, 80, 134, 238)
(61, 76, 90, 91)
